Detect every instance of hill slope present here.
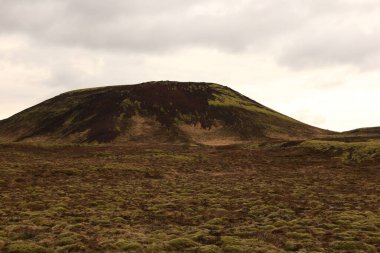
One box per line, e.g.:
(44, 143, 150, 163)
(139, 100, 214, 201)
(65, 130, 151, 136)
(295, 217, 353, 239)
(0, 81, 329, 144)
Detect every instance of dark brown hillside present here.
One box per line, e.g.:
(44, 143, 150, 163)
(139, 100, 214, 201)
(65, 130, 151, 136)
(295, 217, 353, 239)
(0, 81, 330, 144)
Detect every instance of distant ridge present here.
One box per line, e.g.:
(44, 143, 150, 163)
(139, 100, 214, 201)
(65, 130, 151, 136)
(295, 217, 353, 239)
(345, 127, 380, 135)
(0, 81, 330, 145)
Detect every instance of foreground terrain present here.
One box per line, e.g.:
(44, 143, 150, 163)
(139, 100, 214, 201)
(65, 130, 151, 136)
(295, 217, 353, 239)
(0, 141, 379, 252)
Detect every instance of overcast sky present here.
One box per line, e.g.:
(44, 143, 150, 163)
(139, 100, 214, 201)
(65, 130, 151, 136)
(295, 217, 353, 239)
(1, 0, 380, 131)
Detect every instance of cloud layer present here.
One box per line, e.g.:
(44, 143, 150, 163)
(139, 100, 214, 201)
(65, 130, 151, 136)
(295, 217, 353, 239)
(2, 0, 380, 64)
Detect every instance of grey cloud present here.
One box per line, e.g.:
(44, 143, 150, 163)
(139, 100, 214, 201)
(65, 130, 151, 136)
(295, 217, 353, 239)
(0, 0, 380, 68)
(279, 1, 380, 69)
(0, 0, 310, 52)
(280, 31, 380, 69)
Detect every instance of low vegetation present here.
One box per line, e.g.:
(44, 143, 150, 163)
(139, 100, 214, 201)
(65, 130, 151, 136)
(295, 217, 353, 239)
(300, 139, 380, 163)
(0, 141, 379, 252)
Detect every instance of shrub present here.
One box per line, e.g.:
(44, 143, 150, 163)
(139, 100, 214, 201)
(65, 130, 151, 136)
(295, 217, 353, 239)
(146, 243, 165, 252)
(284, 240, 302, 251)
(330, 241, 376, 252)
(223, 245, 250, 253)
(0, 240, 5, 249)
(56, 243, 86, 253)
(286, 232, 312, 240)
(7, 241, 50, 253)
(25, 201, 46, 211)
(144, 167, 163, 179)
(56, 236, 78, 246)
(220, 237, 250, 253)
(167, 238, 198, 250)
(98, 240, 117, 251)
(193, 233, 219, 244)
(112, 217, 126, 223)
(115, 240, 142, 252)
(206, 218, 225, 225)
(198, 244, 222, 253)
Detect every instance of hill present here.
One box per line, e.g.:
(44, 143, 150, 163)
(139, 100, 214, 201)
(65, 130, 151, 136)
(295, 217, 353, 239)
(0, 81, 379, 253)
(0, 81, 329, 144)
(344, 127, 380, 139)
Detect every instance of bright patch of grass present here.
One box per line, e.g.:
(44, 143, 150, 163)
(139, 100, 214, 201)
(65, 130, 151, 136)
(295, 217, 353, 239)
(300, 140, 380, 163)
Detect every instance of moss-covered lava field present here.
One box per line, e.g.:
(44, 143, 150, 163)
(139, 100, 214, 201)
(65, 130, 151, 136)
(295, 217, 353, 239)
(0, 141, 379, 252)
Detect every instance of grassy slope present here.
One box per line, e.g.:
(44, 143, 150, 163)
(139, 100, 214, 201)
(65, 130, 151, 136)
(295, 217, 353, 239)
(208, 84, 328, 139)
